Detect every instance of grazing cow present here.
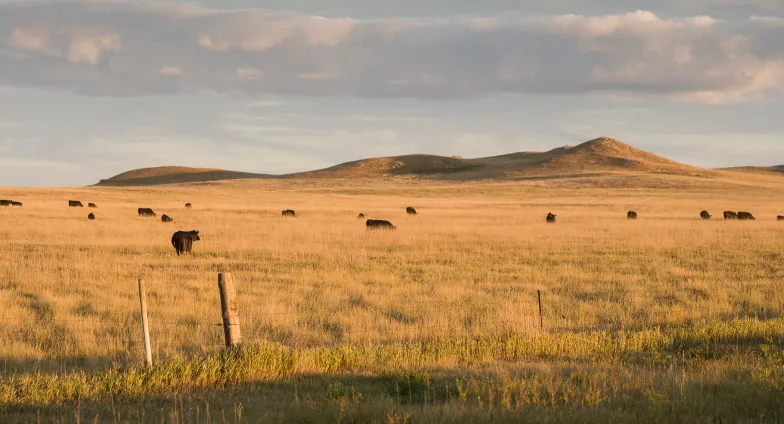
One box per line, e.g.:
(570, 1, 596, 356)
(366, 219, 396, 230)
(11, 201, 22, 207)
(161, 214, 174, 223)
(737, 211, 756, 221)
(171, 230, 201, 256)
(406, 207, 417, 215)
(138, 208, 156, 217)
(185, 203, 192, 208)
(0, 200, 12, 206)
(627, 211, 638, 220)
(546, 213, 556, 224)
(88, 213, 96, 220)
(357, 213, 365, 219)
(69, 200, 84, 207)
(778, 216, 784, 221)
(700, 211, 712, 220)
(88, 203, 97, 208)
(723, 211, 738, 220)
(282, 209, 297, 217)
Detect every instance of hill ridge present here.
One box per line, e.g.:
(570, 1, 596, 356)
(95, 137, 733, 186)
(96, 166, 269, 187)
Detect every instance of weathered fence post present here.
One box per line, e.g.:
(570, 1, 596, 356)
(218, 273, 242, 347)
(537, 290, 544, 332)
(138, 279, 153, 367)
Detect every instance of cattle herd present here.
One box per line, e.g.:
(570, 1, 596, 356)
(1, 199, 782, 256)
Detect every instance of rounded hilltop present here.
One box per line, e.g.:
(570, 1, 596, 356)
(95, 166, 269, 187)
(95, 137, 716, 186)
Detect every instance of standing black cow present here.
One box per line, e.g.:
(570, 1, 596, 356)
(185, 203, 192, 208)
(724, 211, 738, 220)
(171, 230, 201, 256)
(11, 201, 22, 207)
(88, 213, 96, 220)
(138, 208, 156, 217)
(406, 207, 417, 215)
(700, 211, 712, 220)
(778, 216, 784, 221)
(88, 203, 97, 208)
(366, 219, 396, 230)
(737, 211, 756, 221)
(69, 200, 84, 207)
(282, 210, 297, 217)
(357, 213, 365, 219)
(546, 213, 556, 224)
(627, 211, 638, 220)
(161, 214, 174, 223)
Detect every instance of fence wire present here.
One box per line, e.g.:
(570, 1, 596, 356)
(1, 289, 782, 370)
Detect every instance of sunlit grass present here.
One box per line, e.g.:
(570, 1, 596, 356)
(0, 176, 783, 421)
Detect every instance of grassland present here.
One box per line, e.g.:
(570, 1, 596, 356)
(0, 173, 783, 423)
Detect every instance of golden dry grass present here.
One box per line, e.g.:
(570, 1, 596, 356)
(0, 172, 783, 422)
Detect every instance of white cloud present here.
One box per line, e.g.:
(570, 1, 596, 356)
(9, 29, 50, 53)
(67, 34, 121, 65)
(1, 2, 784, 103)
(159, 66, 183, 76)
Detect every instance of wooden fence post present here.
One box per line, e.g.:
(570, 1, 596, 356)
(218, 273, 242, 347)
(537, 290, 544, 332)
(138, 279, 153, 367)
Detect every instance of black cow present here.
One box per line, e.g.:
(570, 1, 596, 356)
(88, 203, 97, 208)
(185, 203, 192, 208)
(627, 211, 638, 220)
(69, 200, 84, 207)
(88, 213, 96, 220)
(138, 208, 156, 217)
(546, 213, 556, 224)
(724, 211, 738, 220)
(282, 210, 297, 217)
(171, 230, 201, 256)
(406, 207, 417, 215)
(778, 216, 784, 221)
(700, 211, 712, 220)
(161, 214, 174, 223)
(357, 213, 365, 219)
(11, 201, 22, 207)
(0, 200, 12, 206)
(366, 219, 396, 230)
(738, 211, 756, 221)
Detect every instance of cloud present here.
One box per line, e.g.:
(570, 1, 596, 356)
(1, 2, 784, 103)
(236, 67, 263, 80)
(67, 34, 121, 65)
(159, 65, 183, 76)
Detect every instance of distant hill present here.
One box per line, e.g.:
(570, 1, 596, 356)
(95, 166, 269, 187)
(96, 138, 723, 186)
(719, 165, 784, 175)
(294, 137, 710, 180)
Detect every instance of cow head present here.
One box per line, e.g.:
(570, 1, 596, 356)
(190, 230, 201, 241)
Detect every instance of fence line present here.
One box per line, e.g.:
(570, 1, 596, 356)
(0, 273, 782, 369)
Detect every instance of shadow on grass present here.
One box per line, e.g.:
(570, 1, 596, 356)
(2, 365, 783, 424)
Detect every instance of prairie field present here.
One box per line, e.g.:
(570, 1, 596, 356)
(1, 174, 783, 423)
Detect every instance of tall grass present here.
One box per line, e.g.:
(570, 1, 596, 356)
(0, 176, 783, 421)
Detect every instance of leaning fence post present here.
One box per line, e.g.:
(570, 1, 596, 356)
(537, 290, 544, 332)
(218, 273, 242, 347)
(138, 279, 153, 367)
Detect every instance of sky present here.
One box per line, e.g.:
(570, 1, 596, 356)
(1, 0, 784, 186)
